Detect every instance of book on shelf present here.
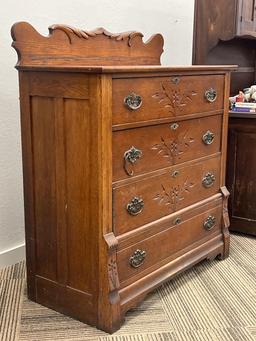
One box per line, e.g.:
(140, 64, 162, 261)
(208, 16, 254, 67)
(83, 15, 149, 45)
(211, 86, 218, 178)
(231, 107, 256, 113)
(235, 102, 256, 108)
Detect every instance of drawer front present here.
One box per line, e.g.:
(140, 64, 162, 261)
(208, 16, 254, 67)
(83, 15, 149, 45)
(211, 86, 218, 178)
(113, 156, 220, 235)
(113, 115, 222, 181)
(117, 204, 222, 285)
(112, 75, 224, 126)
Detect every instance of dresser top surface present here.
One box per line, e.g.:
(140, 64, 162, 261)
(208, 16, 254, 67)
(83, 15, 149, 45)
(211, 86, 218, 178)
(16, 64, 237, 73)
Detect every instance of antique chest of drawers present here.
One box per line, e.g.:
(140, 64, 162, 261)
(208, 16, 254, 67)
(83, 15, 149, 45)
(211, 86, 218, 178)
(12, 22, 234, 333)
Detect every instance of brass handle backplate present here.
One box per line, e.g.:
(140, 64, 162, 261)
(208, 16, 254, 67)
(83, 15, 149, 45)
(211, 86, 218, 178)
(202, 172, 216, 188)
(123, 146, 142, 176)
(127, 197, 144, 216)
(129, 249, 146, 268)
(202, 130, 215, 145)
(204, 215, 216, 230)
(124, 93, 142, 110)
(205, 88, 217, 103)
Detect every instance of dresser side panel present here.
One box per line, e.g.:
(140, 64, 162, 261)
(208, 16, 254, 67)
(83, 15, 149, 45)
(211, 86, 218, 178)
(19, 71, 101, 324)
(30, 96, 58, 281)
(18, 72, 37, 299)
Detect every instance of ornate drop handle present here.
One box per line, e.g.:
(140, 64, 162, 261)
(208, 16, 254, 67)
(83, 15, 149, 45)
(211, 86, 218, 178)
(205, 88, 217, 103)
(123, 146, 142, 176)
(202, 172, 216, 188)
(124, 93, 142, 110)
(129, 249, 146, 268)
(202, 130, 215, 145)
(127, 197, 144, 216)
(203, 215, 216, 230)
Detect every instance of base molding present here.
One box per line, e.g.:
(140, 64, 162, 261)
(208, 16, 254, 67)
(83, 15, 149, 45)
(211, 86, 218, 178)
(0, 243, 25, 268)
(119, 235, 224, 313)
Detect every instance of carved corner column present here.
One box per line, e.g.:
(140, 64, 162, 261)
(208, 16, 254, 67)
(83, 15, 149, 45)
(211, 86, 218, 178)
(220, 186, 230, 259)
(97, 233, 122, 333)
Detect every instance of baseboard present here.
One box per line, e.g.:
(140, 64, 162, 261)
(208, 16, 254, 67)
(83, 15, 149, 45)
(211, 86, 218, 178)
(0, 243, 25, 269)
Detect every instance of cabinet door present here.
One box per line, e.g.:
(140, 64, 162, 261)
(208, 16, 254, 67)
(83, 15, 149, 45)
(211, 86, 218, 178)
(237, 0, 256, 36)
(226, 117, 256, 235)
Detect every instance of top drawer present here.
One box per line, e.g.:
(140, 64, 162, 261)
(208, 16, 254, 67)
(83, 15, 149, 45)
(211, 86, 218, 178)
(112, 75, 224, 126)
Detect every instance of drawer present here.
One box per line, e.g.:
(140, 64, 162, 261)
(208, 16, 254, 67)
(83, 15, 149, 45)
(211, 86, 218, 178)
(117, 203, 222, 285)
(113, 156, 220, 235)
(113, 115, 222, 181)
(112, 75, 224, 126)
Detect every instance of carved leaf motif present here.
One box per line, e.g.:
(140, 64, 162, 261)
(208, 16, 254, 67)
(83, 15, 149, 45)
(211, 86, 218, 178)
(49, 24, 143, 45)
(151, 130, 194, 164)
(153, 178, 195, 211)
(104, 233, 120, 293)
(108, 258, 119, 292)
(152, 81, 197, 115)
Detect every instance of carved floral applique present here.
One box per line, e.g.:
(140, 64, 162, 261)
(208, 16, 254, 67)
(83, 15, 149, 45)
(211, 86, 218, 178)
(151, 130, 194, 164)
(153, 178, 195, 211)
(108, 258, 119, 291)
(152, 81, 197, 115)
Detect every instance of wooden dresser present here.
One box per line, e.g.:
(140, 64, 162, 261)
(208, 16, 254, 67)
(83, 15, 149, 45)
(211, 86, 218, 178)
(11, 22, 234, 333)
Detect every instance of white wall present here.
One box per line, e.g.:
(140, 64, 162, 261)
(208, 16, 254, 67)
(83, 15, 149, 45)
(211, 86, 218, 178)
(0, 0, 195, 267)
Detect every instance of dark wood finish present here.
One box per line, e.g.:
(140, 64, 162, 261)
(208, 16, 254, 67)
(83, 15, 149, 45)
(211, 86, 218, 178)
(12, 22, 233, 333)
(193, 1, 256, 236)
(193, 0, 256, 96)
(237, 0, 256, 37)
(193, 0, 238, 65)
(226, 115, 256, 236)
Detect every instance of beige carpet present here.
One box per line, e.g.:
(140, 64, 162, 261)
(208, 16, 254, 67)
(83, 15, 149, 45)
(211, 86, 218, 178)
(0, 234, 256, 341)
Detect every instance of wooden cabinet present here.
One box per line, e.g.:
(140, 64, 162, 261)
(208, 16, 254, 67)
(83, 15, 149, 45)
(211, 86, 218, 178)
(226, 114, 256, 236)
(237, 0, 256, 36)
(12, 22, 234, 333)
(193, 0, 256, 96)
(193, 0, 256, 62)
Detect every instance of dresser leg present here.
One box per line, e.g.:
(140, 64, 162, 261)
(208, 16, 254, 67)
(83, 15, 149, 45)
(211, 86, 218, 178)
(97, 234, 123, 333)
(97, 304, 124, 334)
(98, 318, 124, 334)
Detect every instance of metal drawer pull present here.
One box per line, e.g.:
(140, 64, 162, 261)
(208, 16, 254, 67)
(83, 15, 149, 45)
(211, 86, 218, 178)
(202, 130, 215, 145)
(170, 122, 179, 130)
(204, 215, 216, 230)
(202, 172, 216, 188)
(124, 146, 142, 176)
(174, 217, 182, 225)
(129, 249, 146, 268)
(127, 197, 144, 216)
(172, 170, 180, 178)
(124, 93, 142, 110)
(205, 88, 217, 103)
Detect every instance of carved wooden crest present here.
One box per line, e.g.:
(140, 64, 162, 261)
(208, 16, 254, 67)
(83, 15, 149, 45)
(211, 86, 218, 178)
(11, 22, 164, 68)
